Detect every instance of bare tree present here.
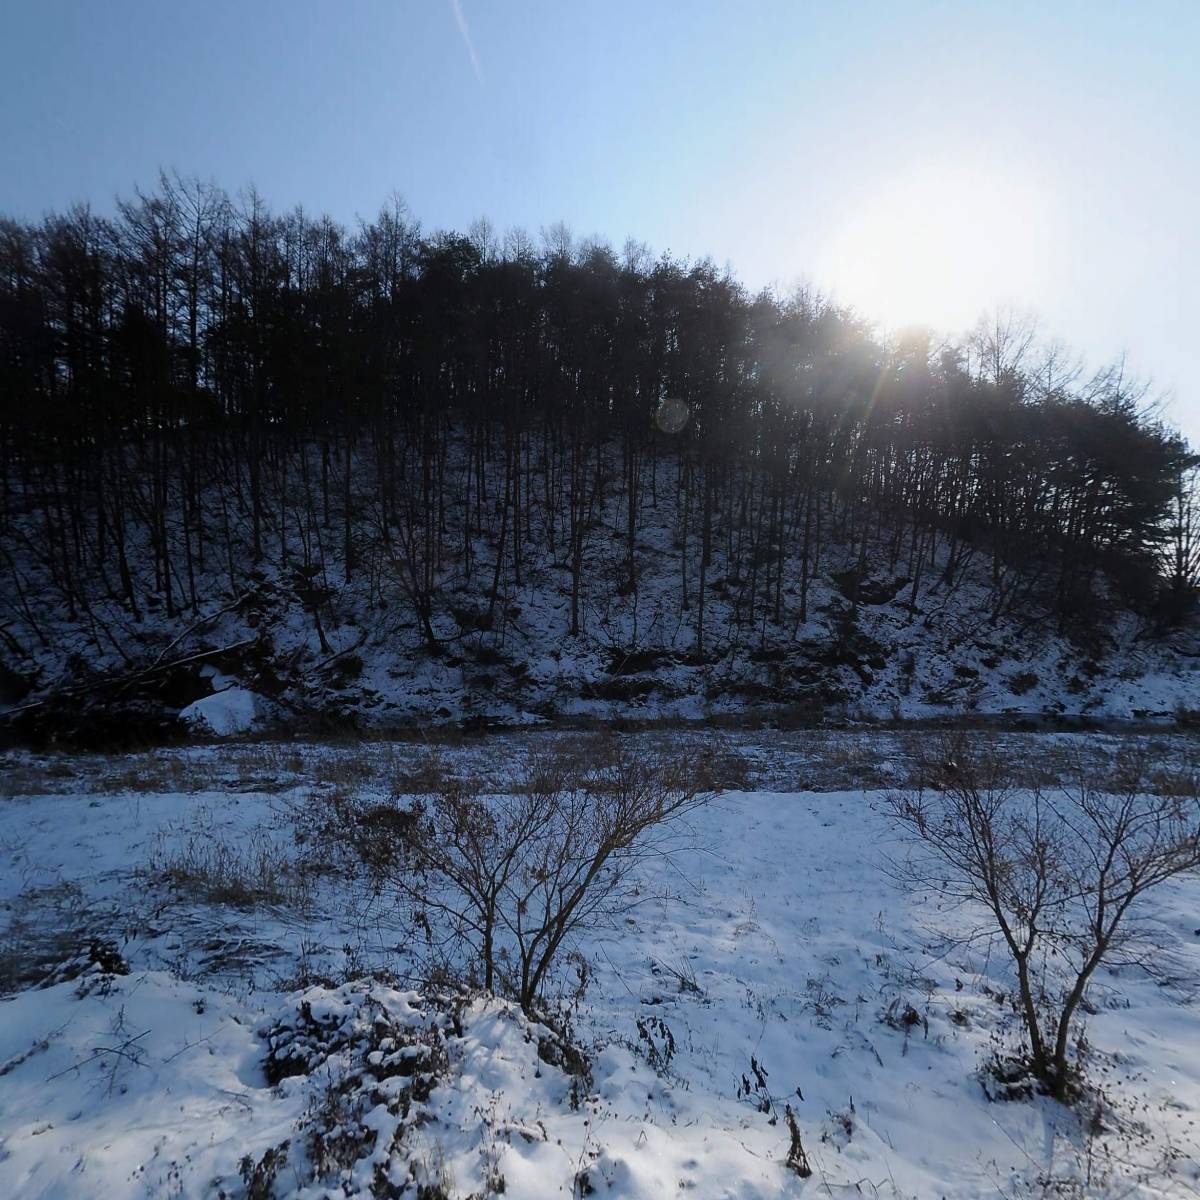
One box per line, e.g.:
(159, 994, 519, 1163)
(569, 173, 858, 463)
(967, 306, 1038, 387)
(888, 737, 1200, 1101)
(1168, 460, 1200, 599)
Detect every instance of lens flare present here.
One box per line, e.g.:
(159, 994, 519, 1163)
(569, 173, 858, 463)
(655, 397, 689, 434)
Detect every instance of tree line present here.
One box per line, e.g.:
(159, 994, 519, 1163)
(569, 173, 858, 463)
(1, 173, 1197, 673)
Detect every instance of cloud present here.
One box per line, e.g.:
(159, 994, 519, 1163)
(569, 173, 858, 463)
(447, 0, 484, 84)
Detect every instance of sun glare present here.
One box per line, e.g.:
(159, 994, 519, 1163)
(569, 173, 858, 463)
(818, 164, 1050, 334)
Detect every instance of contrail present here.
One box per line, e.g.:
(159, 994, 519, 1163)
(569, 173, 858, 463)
(447, 0, 484, 83)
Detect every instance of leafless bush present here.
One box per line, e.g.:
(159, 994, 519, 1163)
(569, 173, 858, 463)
(359, 736, 711, 1015)
(888, 735, 1200, 1102)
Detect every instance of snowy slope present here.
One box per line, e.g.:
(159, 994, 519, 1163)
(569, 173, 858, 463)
(3, 447, 1200, 742)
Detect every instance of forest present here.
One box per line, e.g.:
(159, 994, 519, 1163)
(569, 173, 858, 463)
(1, 175, 1198, 731)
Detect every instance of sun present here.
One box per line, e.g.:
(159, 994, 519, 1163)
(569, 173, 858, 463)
(817, 163, 1050, 334)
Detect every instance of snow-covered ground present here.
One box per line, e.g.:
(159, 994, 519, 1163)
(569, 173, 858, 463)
(1, 733, 1198, 1198)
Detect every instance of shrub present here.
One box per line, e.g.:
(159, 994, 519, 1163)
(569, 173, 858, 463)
(889, 735, 1200, 1102)
(356, 736, 712, 1015)
(1007, 671, 1039, 695)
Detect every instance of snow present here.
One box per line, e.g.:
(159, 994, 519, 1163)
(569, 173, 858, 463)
(0, 970, 280, 1198)
(179, 686, 262, 736)
(1, 735, 1198, 1197)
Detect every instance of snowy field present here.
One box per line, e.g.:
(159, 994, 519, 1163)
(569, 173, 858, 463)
(1, 731, 1199, 1199)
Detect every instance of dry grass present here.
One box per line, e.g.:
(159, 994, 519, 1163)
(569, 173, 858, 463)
(143, 828, 313, 911)
(0, 879, 97, 995)
(4, 728, 1198, 804)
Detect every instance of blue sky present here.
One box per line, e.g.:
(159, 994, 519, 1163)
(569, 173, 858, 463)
(3, 0, 1197, 442)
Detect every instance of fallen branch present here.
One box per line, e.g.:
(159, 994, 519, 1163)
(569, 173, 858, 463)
(2, 637, 259, 719)
(144, 594, 249, 672)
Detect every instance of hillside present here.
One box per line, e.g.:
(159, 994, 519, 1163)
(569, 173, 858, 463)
(3, 445, 1198, 744)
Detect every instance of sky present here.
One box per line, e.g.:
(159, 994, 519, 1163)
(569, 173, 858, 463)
(2, 0, 1197, 443)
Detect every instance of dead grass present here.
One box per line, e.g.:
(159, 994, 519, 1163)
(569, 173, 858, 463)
(0, 879, 99, 995)
(5, 728, 1198, 804)
(143, 828, 313, 911)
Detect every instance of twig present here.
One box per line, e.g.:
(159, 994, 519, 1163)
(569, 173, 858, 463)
(46, 1030, 150, 1082)
(161, 1034, 215, 1064)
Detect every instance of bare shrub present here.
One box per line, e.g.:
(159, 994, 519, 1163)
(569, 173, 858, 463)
(888, 735, 1200, 1102)
(357, 736, 711, 1015)
(635, 1015, 676, 1074)
(388, 748, 462, 796)
(1008, 670, 1039, 695)
(254, 984, 465, 1197)
(240, 1142, 290, 1200)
